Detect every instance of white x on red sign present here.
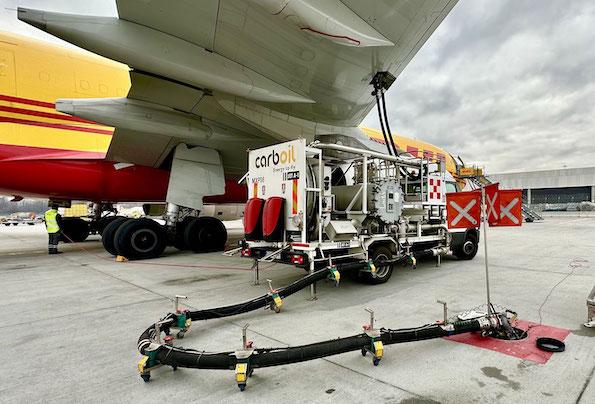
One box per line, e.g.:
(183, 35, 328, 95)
(446, 191, 481, 229)
(485, 183, 500, 225)
(501, 198, 519, 224)
(493, 189, 523, 227)
(451, 199, 478, 226)
(487, 193, 498, 219)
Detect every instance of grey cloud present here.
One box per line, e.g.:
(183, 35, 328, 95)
(363, 0, 595, 173)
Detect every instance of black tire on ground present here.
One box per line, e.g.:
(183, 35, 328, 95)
(362, 245, 394, 285)
(61, 217, 90, 242)
(114, 218, 167, 260)
(101, 217, 129, 256)
(96, 215, 125, 235)
(173, 216, 197, 250)
(453, 233, 478, 260)
(183, 217, 227, 253)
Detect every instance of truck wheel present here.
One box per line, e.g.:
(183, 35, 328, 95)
(362, 245, 394, 285)
(61, 217, 90, 242)
(114, 218, 167, 260)
(184, 217, 227, 253)
(454, 234, 478, 260)
(101, 217, 129, 256)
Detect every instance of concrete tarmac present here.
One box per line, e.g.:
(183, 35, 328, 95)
(0, 218, 593, 403)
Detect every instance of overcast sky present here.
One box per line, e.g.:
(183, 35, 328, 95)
(2, 0, 594, 174)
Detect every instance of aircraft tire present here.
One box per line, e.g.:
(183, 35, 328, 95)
(96, 215, 125, 235)
(183, 217, 227, 253)
(61, 217, 90, 243)
(173, 216, 197, 250)
(114, 218, 167, 260)
(101, 217, 129, 256)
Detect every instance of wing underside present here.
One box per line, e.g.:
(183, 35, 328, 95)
(19, 0, 458, 168)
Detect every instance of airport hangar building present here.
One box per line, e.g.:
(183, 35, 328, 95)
(490, 166, 595, 205)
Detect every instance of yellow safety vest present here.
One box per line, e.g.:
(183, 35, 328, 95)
(44, 209, 60, 233)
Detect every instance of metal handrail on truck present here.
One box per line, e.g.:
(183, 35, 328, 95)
(238, 139, 477, 295)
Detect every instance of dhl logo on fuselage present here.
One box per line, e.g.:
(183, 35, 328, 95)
(254, 144, 296, 168)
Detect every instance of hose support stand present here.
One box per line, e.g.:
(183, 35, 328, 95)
(136, 265, 516, 390)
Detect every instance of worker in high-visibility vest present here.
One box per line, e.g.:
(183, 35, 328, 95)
(44, 205, 62, 254)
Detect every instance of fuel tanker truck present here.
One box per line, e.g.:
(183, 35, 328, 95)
(238, 134, 480, 286)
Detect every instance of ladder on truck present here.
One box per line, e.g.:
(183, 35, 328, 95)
(465, 176, 543, 222)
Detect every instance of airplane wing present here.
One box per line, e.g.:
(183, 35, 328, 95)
(19, 0, 457, 169)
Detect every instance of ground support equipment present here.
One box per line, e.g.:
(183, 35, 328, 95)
(136, 265, 517, 390)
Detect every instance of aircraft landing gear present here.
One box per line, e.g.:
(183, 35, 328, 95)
(99, 202, 228, 259)
(183, 217, 227, 253)
(165, 203, 227, 253)
(102, 217, 129, 256)
(95, 215, 124, 235)
(60, 217, 90, 243)
(113, 218, 167, 260)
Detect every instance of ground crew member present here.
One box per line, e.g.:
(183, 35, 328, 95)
(44, 205, 62, 254)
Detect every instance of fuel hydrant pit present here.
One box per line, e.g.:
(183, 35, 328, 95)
(488, 326, 528, 341)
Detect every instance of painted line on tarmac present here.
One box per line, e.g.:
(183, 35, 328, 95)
(1, 296, 167, 330)
(58, 254, 174, 301)
(576, 362, 595, 404)
(491, 264, 588, 276)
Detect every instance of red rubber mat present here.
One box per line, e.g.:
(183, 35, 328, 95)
(445, 319, 570, 364)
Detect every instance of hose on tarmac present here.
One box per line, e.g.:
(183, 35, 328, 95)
(138, 264, 354, 355)
(138, 317, 486, 370)
(186, 265, 332, 321)
(137, 262, 506, 373)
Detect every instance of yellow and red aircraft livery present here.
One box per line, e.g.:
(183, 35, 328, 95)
(0, 31, 179, 202)
(0, 31, 455, 202)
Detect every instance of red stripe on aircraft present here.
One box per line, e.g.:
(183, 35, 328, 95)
(0, 116, 114, 135)
(0, 94, 56, 109)
(0, 105, 96, 124)
(0, 143, 105, 161)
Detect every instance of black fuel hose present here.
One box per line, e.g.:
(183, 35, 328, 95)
(186, 265, 333, 321)
(184, 260, 379, 322)
(380, 89, 399, 157)
(381, 319, 482, 344)
(138, 264, 359, 355)
(374, 89, 394, 156)
(139, 317, 487, 370)
(138, 258, 500, 373)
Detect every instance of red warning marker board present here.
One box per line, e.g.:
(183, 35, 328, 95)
(446, 191, 481, 229)
(494, 189, 523, 226)
(485, 183, 500, 226)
